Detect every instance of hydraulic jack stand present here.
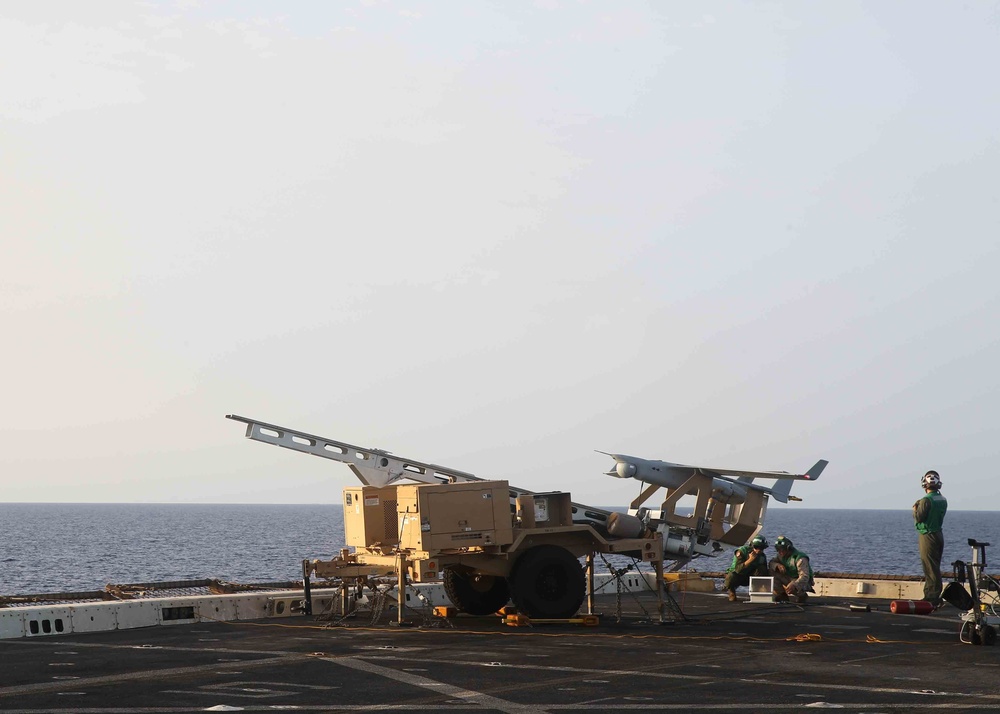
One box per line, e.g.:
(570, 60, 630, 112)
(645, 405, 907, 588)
(943, 539, 999, 646)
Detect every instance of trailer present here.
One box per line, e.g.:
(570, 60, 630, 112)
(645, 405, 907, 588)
(307, 479, 664, 622)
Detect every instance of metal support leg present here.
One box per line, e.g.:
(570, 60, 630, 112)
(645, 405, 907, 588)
(655, 560, 665, 624)
(302, 559, 313, 616)
(586, 552, 595, 615)
(397, 553, 406, 626)
(339, 581, 354, 617)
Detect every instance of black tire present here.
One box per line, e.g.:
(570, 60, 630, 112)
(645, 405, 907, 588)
(983, 625, 997, 646)
(509, 545, 586, 619)
(442, 569, 510, 616)
(962, 619, 981, 645)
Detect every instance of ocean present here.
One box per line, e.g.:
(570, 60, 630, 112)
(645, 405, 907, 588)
(1, 504, 997, 596)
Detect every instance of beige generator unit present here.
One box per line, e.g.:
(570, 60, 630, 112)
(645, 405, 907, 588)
(397, 480, 514, 551)
(343, 486, 400, 549)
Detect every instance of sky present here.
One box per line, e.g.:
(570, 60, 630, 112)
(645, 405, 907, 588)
(2, 1, 998, 510)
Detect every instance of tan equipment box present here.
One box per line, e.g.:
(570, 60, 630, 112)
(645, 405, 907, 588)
(516, 492, 573, 529)
(343, 486, 400, 547)
(396, 480, 514, 551)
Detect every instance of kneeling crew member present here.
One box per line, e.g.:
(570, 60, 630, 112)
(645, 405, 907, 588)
(724, 535, 769, 602)
(770, 535, 814, 604)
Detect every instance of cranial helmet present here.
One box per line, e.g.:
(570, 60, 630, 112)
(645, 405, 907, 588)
(775, 535, 793, 551)
(751, 535, 768, 549)
(922, 471, 942, 490)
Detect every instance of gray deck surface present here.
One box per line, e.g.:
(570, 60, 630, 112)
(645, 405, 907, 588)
(1, 591, 997, 713)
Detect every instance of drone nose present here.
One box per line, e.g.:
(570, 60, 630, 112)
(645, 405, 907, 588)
(616, 461, 637, 479)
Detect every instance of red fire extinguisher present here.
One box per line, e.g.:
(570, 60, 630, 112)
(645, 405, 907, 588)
(890, 599, 934, 615)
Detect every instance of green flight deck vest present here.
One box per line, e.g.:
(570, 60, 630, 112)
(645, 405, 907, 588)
(780, 548, 814, 585)
(915, 491, 947, 535)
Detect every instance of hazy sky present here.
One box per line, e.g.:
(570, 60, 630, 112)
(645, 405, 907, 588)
(3, 1, 998, 511)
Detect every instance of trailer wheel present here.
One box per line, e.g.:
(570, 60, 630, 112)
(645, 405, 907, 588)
(509, 545, 585, 619)
(443, 569, 510, 616)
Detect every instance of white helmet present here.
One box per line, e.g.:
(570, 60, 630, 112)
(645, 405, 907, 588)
(921, 471, 942, 490)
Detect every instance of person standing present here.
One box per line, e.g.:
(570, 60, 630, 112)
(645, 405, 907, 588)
(724, 535, 769, 602)
(914, 470, 948, 604)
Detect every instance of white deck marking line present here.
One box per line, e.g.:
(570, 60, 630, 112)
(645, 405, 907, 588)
(328, 656, 550, 714)
(368, 654, 1000, 702)
(366, 655, 709, 682)
(839, 652, 902, 665)
(161, 680, 340, 699)
(10, 638, 292, 657)
(0, 655, 296, 698)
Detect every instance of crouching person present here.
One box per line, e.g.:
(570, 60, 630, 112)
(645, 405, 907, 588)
(770, 535, 814, 604)
(724, 535, 769, 602)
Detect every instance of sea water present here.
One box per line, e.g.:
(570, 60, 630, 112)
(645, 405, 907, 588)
(1, 504, 997, 595)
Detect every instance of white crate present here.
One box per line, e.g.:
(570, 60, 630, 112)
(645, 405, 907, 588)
(749, 576, 775, 603)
